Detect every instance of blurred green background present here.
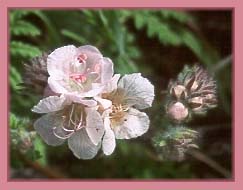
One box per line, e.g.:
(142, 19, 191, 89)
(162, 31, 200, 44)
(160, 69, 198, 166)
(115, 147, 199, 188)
(10, 9, 232, 179)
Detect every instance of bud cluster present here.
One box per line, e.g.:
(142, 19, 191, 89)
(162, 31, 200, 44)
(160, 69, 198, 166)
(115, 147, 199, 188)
(166, 65, 217, 123)
(153, 127, 199, 161)
(21, 52, 49, 96)
(11, 128, 37, 154)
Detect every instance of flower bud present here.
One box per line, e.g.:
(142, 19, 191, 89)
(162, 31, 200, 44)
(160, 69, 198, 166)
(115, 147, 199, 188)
(167, 102, 189, 122)
(188, 97, 203, 111)
(153, 126, 199, 161)
(166, 64, 217, 121)
(170, 85, 187, 100)
(21, 52, 49, 96)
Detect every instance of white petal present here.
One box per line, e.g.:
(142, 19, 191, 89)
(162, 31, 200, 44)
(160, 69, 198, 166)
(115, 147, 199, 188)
(118, 73, 154, 109)
(32, 96, 67, 113)
(85, 108, 105, 145)
(100, 57, 114, 83)
(102, 117, 116, 155)
(68, 128, 100, 159)
(65, 93, 97, 107)
(82, 88, 104, 97)
(113, 108, 150, 139)
(77, 45, 103, 69)
(103, 74, 120, 93)
(74, 98, 97, 107)
(48, 77, 68, 94)
(43, 85, 58, 97)
(34, 113, 65, 146)
(78, 45, 101, 54)
(94, 97, 112, 109)
(47, 45, 77, 79)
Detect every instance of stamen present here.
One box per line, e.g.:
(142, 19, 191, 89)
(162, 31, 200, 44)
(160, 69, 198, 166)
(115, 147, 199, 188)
(61, 126, 75, 132)
(69, 104, 78, 127)
(109, 104, 129, 119)
(70, 74, 87, 83)
(77, 53, 87, 64)
(53, 127, 74, 139)
(74, 110, 84, 131)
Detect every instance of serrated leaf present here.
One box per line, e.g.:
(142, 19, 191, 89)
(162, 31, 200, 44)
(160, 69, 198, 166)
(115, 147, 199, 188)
(160, 10, 192, 24)
(61, 29, 86, 44)
(11, 20, 41, 37)
(10, 10, 32, 23)
(134, 13, 145, 30)
(10, 41, 41, 58)
(133, 13, 182, 46)
(33, 137, 47, 165)
(9, 112, 29, 129)
(10, 66, 22, 91)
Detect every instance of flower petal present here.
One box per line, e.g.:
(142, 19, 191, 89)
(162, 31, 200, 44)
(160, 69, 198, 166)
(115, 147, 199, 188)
(77, 45, 103, 69)
(78, 45, 101, 55)
(68, 128, 100, 159)
(103, 74, 120, 93)
(47, 45, 77, 79)
(94, 96, 112, 109)
(81, 85, 104, 97)
(34, 113, 65, 146)
(32, 96, 67, 113)
(102, 117, 116, 155)
(48, 77, 68, 94)
(65, 93, 97, 107)
(113, 108, 150, 139)
(43, 85, 58, 97)
(100, 57, 114, 83)
(85, 108, 105, 145)
(118, 73, 154, 109)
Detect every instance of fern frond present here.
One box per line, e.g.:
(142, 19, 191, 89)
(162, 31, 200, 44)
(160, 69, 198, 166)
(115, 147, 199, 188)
(10, 112, 29, 129)
(10, 10, 32, 23)
(11, 20, 41, 37)
(61, 29, 86, 44)
(11, 41, 41, 58)
(134, 13, 182, 45)
(160, 10, 192, 23)
(10, 66, 22, 91)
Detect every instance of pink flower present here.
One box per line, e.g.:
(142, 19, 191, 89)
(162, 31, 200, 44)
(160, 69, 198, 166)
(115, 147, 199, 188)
(35, 45, 114, 108)
(31, 45, 116, 159)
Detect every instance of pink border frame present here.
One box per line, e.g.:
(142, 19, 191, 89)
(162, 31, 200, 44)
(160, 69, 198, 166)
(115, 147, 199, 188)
(1, 0, 242, 189)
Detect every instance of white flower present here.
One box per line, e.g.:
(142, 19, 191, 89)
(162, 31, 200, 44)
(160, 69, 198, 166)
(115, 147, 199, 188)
(30, 45, 155, 159)
(37, 45, 114, 108)
(99, 73, 155, 155)
(33, 104, 105, 159)
(31, 45, 116, 159)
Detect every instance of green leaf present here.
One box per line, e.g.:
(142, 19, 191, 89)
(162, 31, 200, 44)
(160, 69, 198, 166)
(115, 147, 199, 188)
(134, 13, 145, 29)
(133, 13, 182, 46)
(10, 10, 32, 23)
(10, 66, 22, 91)
(61, 29, 86, 44)
(9, 112, 29, 129)
(160, 10, 192, 23)
(11, 41, 41, 58)
(33, 137, 47, 165)
(11, 20, 41, 37)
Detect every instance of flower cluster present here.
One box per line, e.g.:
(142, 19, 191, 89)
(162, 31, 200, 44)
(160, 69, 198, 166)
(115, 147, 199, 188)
(166, 65, 217, 123)
(30, 45, 155, 159)
(152, 65, 217, 161)
(153, 126, 199, 161)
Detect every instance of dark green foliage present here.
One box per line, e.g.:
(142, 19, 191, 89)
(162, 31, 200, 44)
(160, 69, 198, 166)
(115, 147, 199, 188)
(131, 10, 220, 66)
(10, 9, 231, 179)
(10, 113, 47, 167)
